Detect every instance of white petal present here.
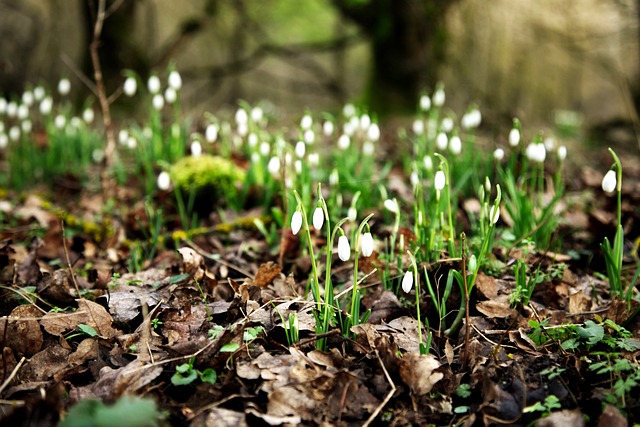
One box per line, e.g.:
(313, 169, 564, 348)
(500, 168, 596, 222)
(338, 235, 350, 261)
(602, 170, 617, 194)
(291, 211, 303, 235)
(402, 271, 414, 293)
(361, 232, 374, 257)
(312, 207, 324, 231)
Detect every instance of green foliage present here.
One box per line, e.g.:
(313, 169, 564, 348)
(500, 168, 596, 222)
(523, 394, 562, 416)
(171, 356, 218, 387)
(59, 396, 161, 427)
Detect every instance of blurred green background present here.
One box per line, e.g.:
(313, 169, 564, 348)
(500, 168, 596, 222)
(1, 0, 638, 135)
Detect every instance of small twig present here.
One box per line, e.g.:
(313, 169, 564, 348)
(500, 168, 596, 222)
(61, 221, 81, 298)
(362, 349, 396, 427)
(0, 357, 26, 395)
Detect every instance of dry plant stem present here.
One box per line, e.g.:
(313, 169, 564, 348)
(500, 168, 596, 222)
(89, 0, 117, 197)
(461, 233, 470, 368)
(61, 221, 81, 298)
(362, 349, 396, 427)
(0, 356, 26, 395)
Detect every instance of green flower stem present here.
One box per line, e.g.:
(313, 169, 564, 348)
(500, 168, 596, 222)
(407, 251, 424, 351)
(349, 214, 375, 333)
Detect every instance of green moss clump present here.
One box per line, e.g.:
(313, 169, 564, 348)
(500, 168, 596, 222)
(170, 155, 245, 213)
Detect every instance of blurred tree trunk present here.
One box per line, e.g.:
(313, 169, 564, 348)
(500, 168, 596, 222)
(332, 0, 459, 115)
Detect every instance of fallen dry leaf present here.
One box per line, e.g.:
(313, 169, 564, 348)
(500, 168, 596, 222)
(0, 305, 43, 357)
(399, 353, 443, 396)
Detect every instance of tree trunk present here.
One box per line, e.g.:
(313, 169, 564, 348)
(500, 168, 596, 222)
(333, 0, 458, 115)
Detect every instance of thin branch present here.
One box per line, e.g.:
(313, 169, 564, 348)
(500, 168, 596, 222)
(0, 357, 26, 395)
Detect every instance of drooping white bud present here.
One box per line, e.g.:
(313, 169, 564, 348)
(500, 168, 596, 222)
(337, 235, 351, 261)
(124, 76, 137, 97)
(58, 78, 71, 96)
(602, 170, 617, 194)
(157, 171, 171, 191)
(361, 232, 374, 257)
(147, 75, 161, 94)
(168, 70, 182, 90)
(434, 170, 446, 191)
(312, 207, 324, 231)
(291, 211, 303, 235)
(402, 270, 414, 293)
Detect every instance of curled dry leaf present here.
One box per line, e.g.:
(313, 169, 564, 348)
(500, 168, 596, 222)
(40, 299, 117, 338)
(177, 247, 206, 281)
(252, 261, 282, 288)
(399, 353, 443, 396)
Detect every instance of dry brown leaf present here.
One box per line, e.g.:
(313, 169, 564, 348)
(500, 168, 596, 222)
(68, 338, 99, 366)
(40, 299, 117, 338)
(252, 262, 282, 287)
(177, 247, 205, 281)
(19, 345, 71, 382)
(536, 409, 585, 427)
(0, 305, 43, 357)
(568, 290, 591, 314)
(399, 353, 443, 396)
(476, 296, 517, 318)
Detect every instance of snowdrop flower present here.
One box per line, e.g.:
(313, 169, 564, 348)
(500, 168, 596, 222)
(147, 75, 161, 94)
(423, 155, 433, 171)
(152, 94, 164, 110)
(343, 120, 356, 137)
(308, 152, 319, 168)
(485, 176, 492, 193)
(461, 108, 481, 129)
(6, 101, 17, 117)
(557, 145, 567, 161)
(54, 114, 66, 130)
(267, 156, 280, 176)
(260, 141, 270, 156)
(157, 171, 171, 191)
(70, 117, 82, 130)
(235, 108, 248, 127)
(250, 106, 263, 123)
(58, 78, 71, 96)
(17, 104, 29, 120)
(164, 87, 177, 104)
(360, 114, 371, 131)
(247, 133, 258, 148)
(21, 120, 32, 134)
(191, 141, 202, 157)
(363, 141, 374, 156)
(412, 119, 424, 135)
(300, 114, 313, 131)
(441, 117, 454, 133)
(434, 170, 446, 191)
(526, 142, 546, 163)
(337, 134, 350, 150)
(40, 97, 53, 115)
(0, 133, 8, 149)
(493, 148, 505, 161)
(449, 135, 462, 155)
(295, 140, 306, 158)
(384, 198, 399, 214)
(291, 211, 303, 235)
(436, 132, 448, 150)
(33, 86, 45, 101)
(433, 85, 445, 107)
(544, 137, 556, 152)
(127, 136, 137, 149)
(251, 152, 260, 164)
(303, 129, 315, 144)
(9, 126, 20, 142)
(337, 235, 351, 262)
(312, 206, 324, 230)
(22, 91, 34, 107)
(329, 169, 339, 186)
(602, 170, 617, 194)
(323, 121, 334, 137)
(294, 160, 302, 174)
(489, 205, 500, 224)
(348, 207, 357, 222)
(0, 98, 6, 114)
(284, 152, 293, 166)
(367, 123, 380, 142)
(411, 170, 419, 188)
(361, 232, 374, 257)
(401, 270, 414, 293)
(508, 128, 520, 147)
(168, 70, 182, 90)
(83, 108, 95, 124)
(420, 94, 431, 111)
(343, 103, 356, 118)
(124, 76, 137, 97)
(205, 124, 219, 143)
(118, 129, 129, 145)
(237, 122, 248, 137)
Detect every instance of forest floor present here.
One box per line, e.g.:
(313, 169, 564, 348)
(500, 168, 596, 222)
(0, 130, 639, 427)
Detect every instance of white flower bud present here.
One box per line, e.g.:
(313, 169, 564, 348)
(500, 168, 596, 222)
(147, 75, 161, 94)
(17, 104, 29, 120)
(384, 199, 399, 214)
(6, 101, 17, 117)
(323, 121, 334, 137)
(412, 119, 424, 135)
(83, 108, 95, 124)
(300, 114, 313, 130)
(312, 207, 324, 230)
(508, 128, 520, 147)
(433, 86, 445, 107)
(40, 97, 53, 115)
(33, 86, 45, 101)
(493, 148, 505, 161)
(124, 76, 137, 97)
(329, 169, 339, 186)
(338, 235, 351, 261)
(250, 106, 263, 123)
(423, 155, 433, 171)
(22, 91, 34, 107)
(260, 141, 270, 156)
(304, 129, 315, 144)
(190, 141, 202, 157)
(360, 114, 371, 131)
(9, 126, 20, 142)
(342, 103, 356, 118)
(363, 141, 374, 156)
(164, 87, 177, 104)
(21, 120, 32, 134)
(205, 124, 219, 143)
(235, 108, 248, 126)
(490, 205, 500, 224)
(557, 145, 567, 161)
(295, 141, 306, 158)
(247, 133, 258, 148)
(168, 70, 182, 90)
(0, 98, 7, 114)
(449, 135, 462, 155)
(420, 95, 431, 111)
(434, 170, 446, 191)
(54, 114, 66, 130)
(127, 136, 137, 149)
(58, 78, 71, 96)
(118, 129, 129, 145)
(436, 132, 448, 150)
(267, 156, 280, 176)
(602, 170, 617, 194)
(152, 94, 164, 110)
(291, 211, 303, 235)
(348, 207, 357, 222)
(337, 134, 350, 150)
(308, 152, 319, 167)
(441, 117, 454, 133)
(402, 270, 414, 293)
(0, 133, 7, 149)
(157, 171, 171, 191)
(461, 109, 481, 129)
(367, 123, 380, 142)
(361, 232, 374, 257)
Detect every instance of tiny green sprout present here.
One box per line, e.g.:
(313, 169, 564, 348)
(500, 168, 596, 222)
(151, 318, 163, 329)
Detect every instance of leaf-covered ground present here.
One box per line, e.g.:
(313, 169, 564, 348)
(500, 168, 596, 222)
(1, 141, 639, 427)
